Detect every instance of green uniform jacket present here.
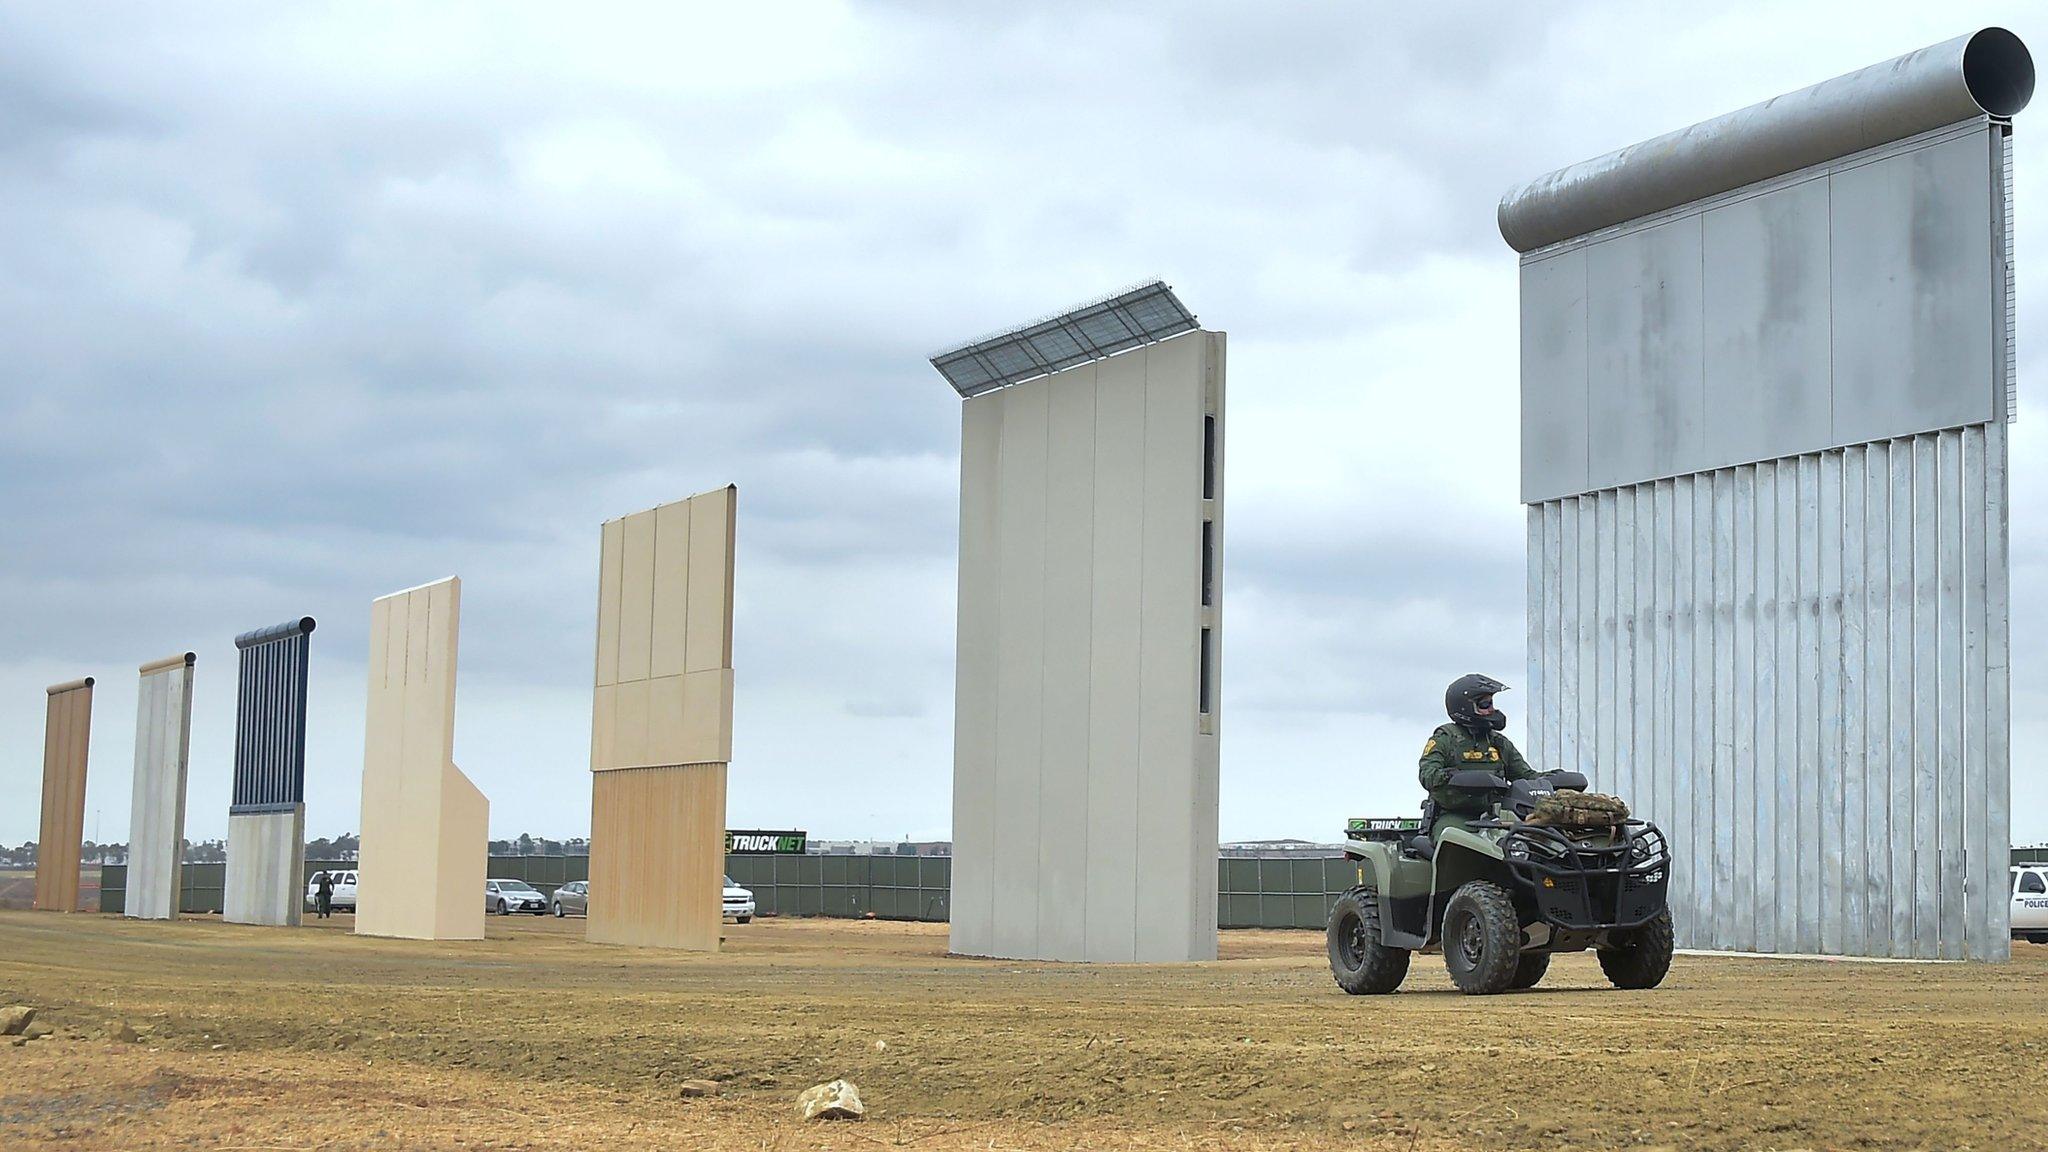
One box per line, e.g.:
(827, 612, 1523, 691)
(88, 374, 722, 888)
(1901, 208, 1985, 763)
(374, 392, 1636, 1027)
(1417, 723, 1540, 818)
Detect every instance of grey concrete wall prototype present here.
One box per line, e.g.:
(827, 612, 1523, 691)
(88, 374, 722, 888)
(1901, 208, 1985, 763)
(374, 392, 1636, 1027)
(223, 617, 315, 927)
(950, 331, 1225, 962)
(1509, 31, 2027, 960)
(224, 808, 305, 926)
(126, 653, 196, 920)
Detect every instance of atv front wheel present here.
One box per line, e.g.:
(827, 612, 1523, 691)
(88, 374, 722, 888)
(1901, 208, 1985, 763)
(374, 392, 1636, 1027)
(1326, 887, 1410, 995)
(1598, 909, 1675, 989)
(1442, 881, 1521, 995)
(1510, 951, 1551, 990)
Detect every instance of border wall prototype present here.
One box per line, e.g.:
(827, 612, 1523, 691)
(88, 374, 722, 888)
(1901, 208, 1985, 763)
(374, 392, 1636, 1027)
(35, 677, 94, 912)
(126, 653, 196, 920)
(587, 486, 737, 951)
(223, 617, 316, 927)
(941, 320, 1225, 963)
(356, 578, 489, 940)
(1502, 29, 2032, 960)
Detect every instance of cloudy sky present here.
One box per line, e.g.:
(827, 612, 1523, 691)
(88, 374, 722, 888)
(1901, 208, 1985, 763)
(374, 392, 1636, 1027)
(3, 3, 2045, 849)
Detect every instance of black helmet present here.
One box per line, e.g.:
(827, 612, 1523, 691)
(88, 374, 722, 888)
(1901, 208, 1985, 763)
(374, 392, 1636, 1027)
(1445, 673, 1508, 735)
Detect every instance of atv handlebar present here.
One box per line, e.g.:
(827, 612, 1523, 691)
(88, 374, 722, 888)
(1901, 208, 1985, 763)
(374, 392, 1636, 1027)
(1448, 768, 1591, 792)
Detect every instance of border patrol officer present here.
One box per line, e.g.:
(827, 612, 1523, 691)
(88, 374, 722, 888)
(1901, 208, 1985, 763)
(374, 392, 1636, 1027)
(1418, 674, 1540, 838)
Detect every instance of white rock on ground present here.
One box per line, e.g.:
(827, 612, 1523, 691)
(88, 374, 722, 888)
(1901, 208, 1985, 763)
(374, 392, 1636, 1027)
(797, 1079, 865, 1121)
(0, 1007, 34, 1036)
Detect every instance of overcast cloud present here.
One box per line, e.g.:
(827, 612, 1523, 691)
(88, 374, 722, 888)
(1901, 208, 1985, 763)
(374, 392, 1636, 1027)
(3, 2, 2045, 848)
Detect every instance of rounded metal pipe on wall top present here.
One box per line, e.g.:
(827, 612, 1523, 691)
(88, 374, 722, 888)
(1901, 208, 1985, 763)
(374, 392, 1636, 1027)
(235, 617, 317, 649)
(1497, 27, 2035, 253)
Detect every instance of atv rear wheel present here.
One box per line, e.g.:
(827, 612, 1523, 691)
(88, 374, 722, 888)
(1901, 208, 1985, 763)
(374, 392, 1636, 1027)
(1598, 909, 1675, 989)
(1510, 951, 1551, 989)
(1442, 881, 1521, 995)
(1326, 887, 1410, 995)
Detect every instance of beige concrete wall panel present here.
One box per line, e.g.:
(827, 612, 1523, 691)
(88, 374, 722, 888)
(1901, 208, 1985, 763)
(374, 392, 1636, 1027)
(617, 509, 656, 682)
(680, 668, 733, 762)
(591, 487, 737, 773)
(587, 763, 727, 950)
(587, 487, 736, 950)
(1082, 348, 1148, 963)
(651, 498, 692, 679)
(356, 577, 488, 941)
(436, 764, 490, 939)
(35, 679, 93, 912)
(948, 398, 1004, 957)
(611, 678, 651, 768)
(1191, 332, 1226, 953)
(991, 380, 1049, 959)
(948, 331, 1222, 963)
(1135, 337, 1207, 961)
(127, 655, 195, 920)
(591, 683, 618, 768)
(1037, 364, 1098, 962)
(595, 519, 624, 687)
(684, 487, 736, 674)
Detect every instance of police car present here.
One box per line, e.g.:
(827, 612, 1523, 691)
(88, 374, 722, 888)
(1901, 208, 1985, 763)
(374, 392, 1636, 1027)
(2014, 865, 2048, 944)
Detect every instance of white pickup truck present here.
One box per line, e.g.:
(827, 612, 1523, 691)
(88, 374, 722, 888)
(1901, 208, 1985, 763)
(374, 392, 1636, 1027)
(2013, 865, 2048, 944)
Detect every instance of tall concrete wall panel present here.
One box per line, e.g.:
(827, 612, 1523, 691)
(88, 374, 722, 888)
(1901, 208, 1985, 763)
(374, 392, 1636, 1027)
(223, 617, 315, 927)
(950, 331, 1224, 962)
(1510, 33, 2025, 959)
(35, 677, 94, 912)
(587, 486, 736, 951)
(356, 577, 488, 941)
(126, 653, 195, 921)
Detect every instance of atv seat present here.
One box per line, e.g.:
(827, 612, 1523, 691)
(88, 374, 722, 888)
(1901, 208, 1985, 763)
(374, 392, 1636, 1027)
(1403, 799, 1439, 859)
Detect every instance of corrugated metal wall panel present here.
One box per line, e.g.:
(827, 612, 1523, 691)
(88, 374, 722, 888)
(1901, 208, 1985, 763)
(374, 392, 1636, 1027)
(1527, 425, 2009, 959)
(230, 618, 314, 811)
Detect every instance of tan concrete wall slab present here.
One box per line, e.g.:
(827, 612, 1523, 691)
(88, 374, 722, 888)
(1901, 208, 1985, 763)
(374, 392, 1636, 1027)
(36, 678, 94, 912)
(590, 486, 736, 771)
(586, 486, 736, 951)
(355, 576, 490, 941)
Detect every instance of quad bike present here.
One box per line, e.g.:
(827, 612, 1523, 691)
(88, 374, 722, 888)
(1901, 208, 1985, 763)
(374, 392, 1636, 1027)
(1327, 770, 1674, 995)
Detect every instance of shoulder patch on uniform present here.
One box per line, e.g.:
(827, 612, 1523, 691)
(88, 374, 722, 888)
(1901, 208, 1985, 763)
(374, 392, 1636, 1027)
(1423, 738, 1436, 755)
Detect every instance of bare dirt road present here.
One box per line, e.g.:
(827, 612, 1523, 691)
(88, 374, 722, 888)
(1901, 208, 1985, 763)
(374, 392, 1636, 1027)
(2, 910, 2043, 1150)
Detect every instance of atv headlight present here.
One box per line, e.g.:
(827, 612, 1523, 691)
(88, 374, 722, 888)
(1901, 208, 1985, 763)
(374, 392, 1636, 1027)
(1628, 834, 1655, 860)
(1505, 839, 1531, 861)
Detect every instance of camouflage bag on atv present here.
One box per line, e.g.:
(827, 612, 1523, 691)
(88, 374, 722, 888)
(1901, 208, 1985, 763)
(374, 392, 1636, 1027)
(1523, 790, 1630, 828)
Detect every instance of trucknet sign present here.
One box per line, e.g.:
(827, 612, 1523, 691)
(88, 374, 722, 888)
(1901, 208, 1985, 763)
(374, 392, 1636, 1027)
(726, 830, 807, 854)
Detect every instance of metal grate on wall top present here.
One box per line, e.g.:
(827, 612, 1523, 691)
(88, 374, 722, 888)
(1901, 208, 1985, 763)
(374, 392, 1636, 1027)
(929, 280, 1199, 398)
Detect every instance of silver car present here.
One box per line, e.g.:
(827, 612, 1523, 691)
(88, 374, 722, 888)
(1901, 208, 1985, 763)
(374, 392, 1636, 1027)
(551, 880, 588, 918)
(485, 878, 548, 916)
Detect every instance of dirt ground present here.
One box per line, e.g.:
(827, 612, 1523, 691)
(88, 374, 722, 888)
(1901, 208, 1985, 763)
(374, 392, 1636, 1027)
(2, 911, 2044, 1151)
